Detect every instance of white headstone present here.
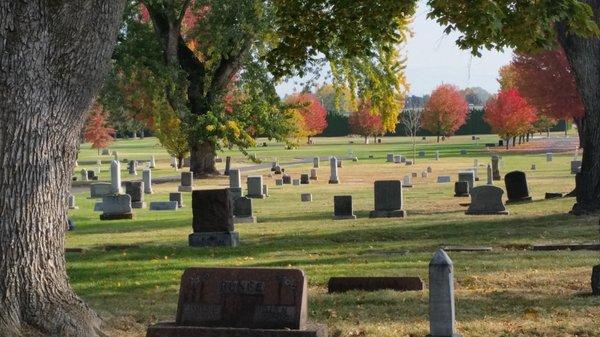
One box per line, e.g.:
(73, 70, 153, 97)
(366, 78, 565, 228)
(143, 169, 153, 194)
(329, 157, 339, 184)
(428, 249, 460, 337)
(230, 169, 242, 188)
(110, 160, 122, 194)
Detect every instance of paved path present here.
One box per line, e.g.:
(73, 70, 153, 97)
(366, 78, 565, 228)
(490, 136, 579, 154)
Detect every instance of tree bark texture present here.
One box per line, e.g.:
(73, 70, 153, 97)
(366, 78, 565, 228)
(0, 1, 125, 336)
(558, 0, 600, 214)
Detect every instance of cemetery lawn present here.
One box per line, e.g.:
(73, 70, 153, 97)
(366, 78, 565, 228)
(69, 135, 599, 337)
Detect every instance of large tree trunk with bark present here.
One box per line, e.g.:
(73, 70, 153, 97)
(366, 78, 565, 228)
(558, 0, 600, 214)
(0, 1, 125, 336)
(190, 141, 219, 175)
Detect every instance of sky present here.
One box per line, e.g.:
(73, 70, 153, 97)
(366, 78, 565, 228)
(276, 1, 513, 97)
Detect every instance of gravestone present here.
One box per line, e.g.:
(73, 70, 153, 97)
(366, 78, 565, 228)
(504, 171, 532, 203)
(369, 180, 406, 218)
(400, 156, 406, 163)
(593, 265, 600, 296)
(224, 156, 232, 176)
(282, 174, 292, 184)
(386, 153, 394, 162)
(427, 166, 432, 173)
(352, 156, 358, 162)
(486, 164, 493, 185)
(435, 151, 440, 161)
(337, 159, 342, 168)
(90, 183, 112, 199)
(179, 172, 194, 192)
(394, 155, 402, 164)
(405, 160, 413, 165)
(101, 148, 110, 156)
(262, 185, 269, 197)
(230, 169, 242, 189)
(301, 193, 312, 202)
(274, 165, 282, 174)
(465, 186, 509, 215)
(403, 175, 413, 188)
(545, 192, 563, 199)
(328, 277, 423, 293)
(531, 164, 537, 170)
(300, 174, 310, 185)
(333, 196, 356, 220)
(228, 187, 243, 200)
(145, 267, 326, 337)
(80, 169, 88, 181)
(437, 176, 451, 183)
(571, 160, 582, 174)
(100, 194, 133, 220)
(412, 172, 418, 178)
(293, 179, 301, 186)
(313, 157, 320, 168)
(329, 157, 339, 184)
(189, 189, 239, 247)
(110, 160, 122, 194)
(275, 179, 284, 186)
(454, 181, 470, 197)
(171, 157, 178, 168)
(149, 201, 179, 211)
(427, 249, 461, 337)
(310, 169, 318, 180)
(546, 152, 553, 162)
(143, 169, 153, 194)
(150, 155, 156, 169)
(170, 192, 184, 208)
(128, 160, 137, 175)
(68, 195, 78, 210)
(125, 181, 146, 209)
(246, 176, 265, 198)
(271, 162, 278, 172)
(233, 197, 256, 223)
(457, 171, 475, 190)
(491, 155, 501, 181)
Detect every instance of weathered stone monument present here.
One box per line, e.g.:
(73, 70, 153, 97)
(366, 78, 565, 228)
(145, 267, 326, 337)
(387, 153, 394, 162)
(427, 249, 461, 337)
(224, 156, 232, 176)
(546, 152, 553, 162)
(313, 157, 320, 168)
(403, 175, 413, 188)
(247, 176, 265, 198)
(169, 192, 184, 208)
(125, 181, 146, 209)
(189, 189, 239, 247)
(110, 160, 122, 194)
(504, 171, 532, 203)
(283, 174, 292, 184)
(179, 172, 194, 192)
(491, 155, 501, 181)
(292, 179, 300, 186)
(262, 185, 269, 197)
(394, 155, 402, 164)
(90, 182, 112, 199)
(427, 166, 433, 173)
(80, 169, 88, 181)
(275, 179, 284, 186)
(329, 157, 339, 184)
(229, 169, 242, 189)
(149, 201, 179, 211)
(150, 155, 156, 168)
(333, 196, 356, 220)
(310, 169, 318, 180)
(454, 181, 470, 197)
(369, 180, 406, 218)
(486, 164, 493, 185)
(465, 186, 509, 215)
(301, 193, 313, 202)
(437, 176, 451, 183)
(68, 195, 78, 210)
(143, 169, 153, 194)
(233, 197, 256, 223)
(127, 160, 137, 176)
(300, 174, 310, 185)
(457, 171, 475, 190)
(100, 194, 133, 220)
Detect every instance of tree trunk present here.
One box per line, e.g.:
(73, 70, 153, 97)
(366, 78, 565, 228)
(0, 1, 125, 336)
(190, 141, 218, 175)
(557, 0, 600, 214)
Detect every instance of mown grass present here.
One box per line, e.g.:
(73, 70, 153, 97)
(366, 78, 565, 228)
(68, 134, 600, 337)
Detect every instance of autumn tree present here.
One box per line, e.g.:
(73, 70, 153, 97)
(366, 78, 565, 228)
(421, 84, 469, 142)
(349, 103, 385, 143)
(84, 104, 116, 155)
(485, 89, 538, 149)
(285, 93, 328, 143)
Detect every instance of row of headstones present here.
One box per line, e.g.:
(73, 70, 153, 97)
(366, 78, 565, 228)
(78, 156, 156, 181)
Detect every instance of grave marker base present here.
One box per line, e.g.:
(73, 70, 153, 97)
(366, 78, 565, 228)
(333, 215, 357, 220)
(454, 193, 469, 197)
(233, 216, 256, 224)
(146, 323, 327, 337)
(189, 232, 239, 247)
(369, 210, 406, 218)
(465, 210, 509, 215)
(506, 197, 532, 204)
(100, 213, 134, 221)
(178, 186, 193, 192)
(328, 180, 339, 184)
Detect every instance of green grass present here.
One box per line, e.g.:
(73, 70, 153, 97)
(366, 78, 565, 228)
(69, 134, 600, 337)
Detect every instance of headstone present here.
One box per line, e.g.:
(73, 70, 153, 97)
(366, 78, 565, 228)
(215, 157, 223, 163)
(80, 169, 88, 181)
(262, 184, 269, 197)
(90, 183, 112, 199)
(271, 161, 278, 172)
(546, 152, 553, 162)
(369, 180, 406, 218)
(403, 175, 413, 188)
(189, 189, 239, 247)
(386, 153, 394, 162)
(301, 193, 312, 202)
(149, 201, 179, 211)
(412, 172, 418, 178)
(329, 157, 339, 184)
(313, 157, 320, 168)
(228, 187, 243, 200)
(352, 156, 358, 162)
(405, 160, 413, 165)
(171, 157, 178, 168)
(170, 192, 184, 208)
(531, 164, 537, 171)
(101, 148, 110, 156)
(333, 196, 356, 220)
(292, 179, 301, 186)
(437, 176, 451, 183)
(282, 174, 292, 184)
(275, 179, 284, 186)
(592, 265, 600, 296)
(68, 195, 78, 210)
(224, 156, 232, 176)
(504, 171, 532, 203)
(183, 157, 191, 168)
(113, 151, 118, 160)
(310, 169, 318, 180)
(465, 186, 509, 215)
(337, 159, 342, 168)
(328, 277, 423, 293)
(128, 160, 137, 175)
(419, 151, 425, 158)
(100, 194, 133, 220)
(274, 165, 282, 174)
(229, 169, 242, 188)
(454, 181, 470, 197)
(150, 155, 156, 169)
(491, 155, 501, 181)
(422, 171, 428, 178)
(179, 172, 194, 192)
(394, 155, 402, 164)
(110, 160, 122, 194)
(571, 160, 582, 174)
(400, 156, 406, 163)
(428, 249, 461, 337)
(125, 181, 146, 208)
(457, 171, 475, 190)
(247, 176, 265, 198)
(233, 197, 256, 223)
(427, 166, 432, 173)
(435, 151, 440, 161)
(143, 169, 153, 194)
(486, 164, 493, 185)
(300, 174, 310, 185)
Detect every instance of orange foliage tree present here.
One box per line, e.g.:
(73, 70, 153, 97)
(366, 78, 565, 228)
(421, 84, 469, 142)
(285, 93, 328, 143)
(84, 104, 115, 154)
(484, 89, 537, 149)
(348, 103, 384, 143)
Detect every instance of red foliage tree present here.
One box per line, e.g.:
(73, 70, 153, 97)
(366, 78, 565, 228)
(285, 93, 328, 142)
(84, 104, 115, 154)
(511, 48, 585, 138)
(349, 103, 384, 143)
(484, 89, 537, 149)
(421, 84, 469, 142)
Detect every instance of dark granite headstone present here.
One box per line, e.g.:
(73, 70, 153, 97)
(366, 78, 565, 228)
(454, 181, 469, 197)
(87, 170, 96, 180)
(170, 192, 184, 208)
(224, 156, 232, 176)
(190, 189, 238, 247)
(369, 180, 406, 218)
(233, 197, 255, 223)
(328, 277, 423, 293)
(504, 171, 532, 203)
(465, 185, 508, 215)
(593, 265, 600, 296)
(491, 155, 501, 181)
(282, 174, 292, 184)
(333, 196, 356, 220)
(125, 181, 145, 208)
(300, 174, 310, 185)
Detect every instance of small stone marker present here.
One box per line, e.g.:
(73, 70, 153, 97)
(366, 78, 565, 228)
(275, 179, 284, 186)
(110, 160, 122, 194)
(458, 171, 475, 190)
(101, 148, 110, 155)
(333, 196, 356, 220)
(87, 170, 97, 181)
(150, 155, 156, 168)
(592, 265, 600, 296)
(300, 174, 310, 185)
(292, 179, 300, 186)
(505, 171, 532, 203)
(329, 157, 340, 184)
(465, 186, 509, 215)
(328, 277, 423, 293)
(386, 153, 394, 162)
(229, 169, 242, 188)
(80, 169, 88, 181)
(571, 160, 582, 174)
(437, 176, 451, 183)
(427, 249, 461, 337)
(369, 180, 406, 218)
(301, 193, 312, 202)
(247, 176, 265, 198)
(224, 156, 232, 175)
(394, 155, 402, 164)
(405, 160, 413, 165)
(454, 181, 469, 197)
(143, 169, 153, 194)
(412, 172, 418, 178)
(127, 160, 137, 175)
(313, 157, 320, 168)
(274, 165, 282, 174)
(486, 164, 493, 185)
(68, 195, 78, 210)
(262, 184, 269, 197)
(491, 155, 501, 181)
(164, 192, 183, 208)
(149, 201, 179, 211)
(531, 164, 537, 171)
(189, 189, 239, 247)
(403, 175, 413, 188)
(282, 174, 292, 184)
(310, 169, 318, 180)
(233, 197, 256, 223)
(178, 172, 194, 192)
(337, 159, 342, 168)
(228, 187, 243, 200)
(100, 194, 133, 220)
(90, 183, 112, 199)
(546, 152, 553, 162)
(125, 181, 145, 209)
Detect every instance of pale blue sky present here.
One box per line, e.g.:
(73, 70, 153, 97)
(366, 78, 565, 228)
(277, 1, 513, 97)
